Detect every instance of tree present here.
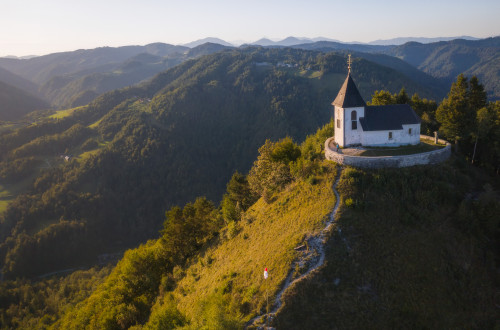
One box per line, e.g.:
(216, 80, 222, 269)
(469, 76, 487, 111)
(225, 172, 256, 211)
(221, 194, 240, 224)
(436, 74, 476, 145)
(396, 87, 410, 104)
(247, 138, 300, 201)
(472, 103, 500, 170)
(369, 90, 395, 105)
(410, 93, 438, 135)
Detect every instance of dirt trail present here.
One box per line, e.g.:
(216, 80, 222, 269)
(249, 167, 343, 328)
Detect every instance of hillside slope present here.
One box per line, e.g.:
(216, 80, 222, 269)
(0, 43, 189, 85)
(0, 43, 233, 108)
(0, 80, 49, 121)
(1, 122, 498, 329)
(0, 66, 41, 98)
(0, 47, 445, 280)
(53, 132, 498, 329)
(275, 161, 499, 329)
(386, 37, 500, 99)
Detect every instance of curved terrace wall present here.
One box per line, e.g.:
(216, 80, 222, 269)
(325, 135, 451, 169)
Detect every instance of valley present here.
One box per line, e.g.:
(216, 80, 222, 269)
(0, 37, 498, 329)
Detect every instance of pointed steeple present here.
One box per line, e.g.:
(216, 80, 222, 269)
(332, 55, 366, 108)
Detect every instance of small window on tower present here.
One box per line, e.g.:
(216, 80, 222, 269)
(351, 110, 357, 120)
(389, 132, 393, 139)
(352, 121, 357, 130)
(337, 119, 340, 128)
(409, 128, 412, 134)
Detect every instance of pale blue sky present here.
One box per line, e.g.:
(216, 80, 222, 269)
(1, 0, 499, 56)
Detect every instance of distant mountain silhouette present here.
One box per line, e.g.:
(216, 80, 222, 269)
(183, 37, 234, 48)
(250, 36, 362, 47)
(369, 36, 480, 45)
(384, 37, 500, 99)
(0, 43, 228, 108)
(275, 37, 314, 46)
(250, 38, 276, 46)
(0, 43, 188, 85)
(291, 41, 391, 53)
(251, 36, 315, 47)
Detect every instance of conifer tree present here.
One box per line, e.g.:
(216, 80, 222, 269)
(436, 74, 476, 144)
(396, 87, 410, 104)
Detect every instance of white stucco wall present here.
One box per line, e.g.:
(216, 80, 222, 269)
(361, 123, 420, 146)
(335, 106, 364, 147)
(334, 106, 420, 147)
(334, 106, 344, 147)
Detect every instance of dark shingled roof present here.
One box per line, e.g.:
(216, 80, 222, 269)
(359, 104, 421, 131)
(332, 73, 366, 108)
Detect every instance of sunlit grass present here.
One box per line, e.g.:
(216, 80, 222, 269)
(77, 148, 102, 161)
(76, 141, 110, 161)
(49, 106, 84, 119)
(0, 122, 28, 134)
(88, 118, 103, 128)
(0, 175, 37, 214)
(173, 161, 338, 322)
(358, 139, 445, 156)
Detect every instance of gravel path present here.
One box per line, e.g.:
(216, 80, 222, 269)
(249, 167, 343, 328)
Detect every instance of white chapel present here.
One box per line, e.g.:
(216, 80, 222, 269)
(332, 57, 421, 147)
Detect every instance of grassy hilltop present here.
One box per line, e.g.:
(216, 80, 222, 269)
(2, 122, 497, 329)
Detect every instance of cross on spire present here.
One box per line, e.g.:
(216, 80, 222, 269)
(348, 54, 352, 74)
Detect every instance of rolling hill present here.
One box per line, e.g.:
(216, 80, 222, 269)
(0, 45, 497, 329)
(385, 37, 500, 99)
(0, 80, 49, 121)
(0, 43, 189, 85)
(0, 43, 235, 108)
(0, 47, 445, 280)
(0, 66, 42, 98)
(2, 123, 496, 329)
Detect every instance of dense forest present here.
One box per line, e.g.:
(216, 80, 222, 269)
(0, 43, 230, 109)
(292, 36, 500, 100)
(1, 119, 497, 328)
(0, 44, 498, 328)
(0, 47, 449, 280)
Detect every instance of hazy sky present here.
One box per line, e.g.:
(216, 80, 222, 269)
(1, 0, 499, 56)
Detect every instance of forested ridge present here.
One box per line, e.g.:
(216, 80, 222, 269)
(0, 47, 443, 280)
(0, 43, 230, 109)
(1, 120, 497, 329)
(0, 46, 498, 329)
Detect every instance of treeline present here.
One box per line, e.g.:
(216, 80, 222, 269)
(0, 48, 340, 280)
(0, 266, 112, 329)
(276, 159, 499, 329)
(0, 47, 498, 284)
(53, 121, 333, 329)
(369, 75, 500, 173)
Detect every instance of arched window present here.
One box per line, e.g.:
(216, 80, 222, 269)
(351, 110, 357, 130)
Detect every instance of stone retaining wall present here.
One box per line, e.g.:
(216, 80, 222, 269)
(324, 135, 451, 169)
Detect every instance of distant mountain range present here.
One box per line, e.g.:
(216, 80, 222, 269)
(288, 37, 500, 100)
(368, 36, 481, 45)
(0, 35, 498, 117)
(183, 37, 234, 48)
(384, 37, 500, 99)
(0, 47, 449, 279)
(243, 35, 482, 47)
(0, 43, 231, 109)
